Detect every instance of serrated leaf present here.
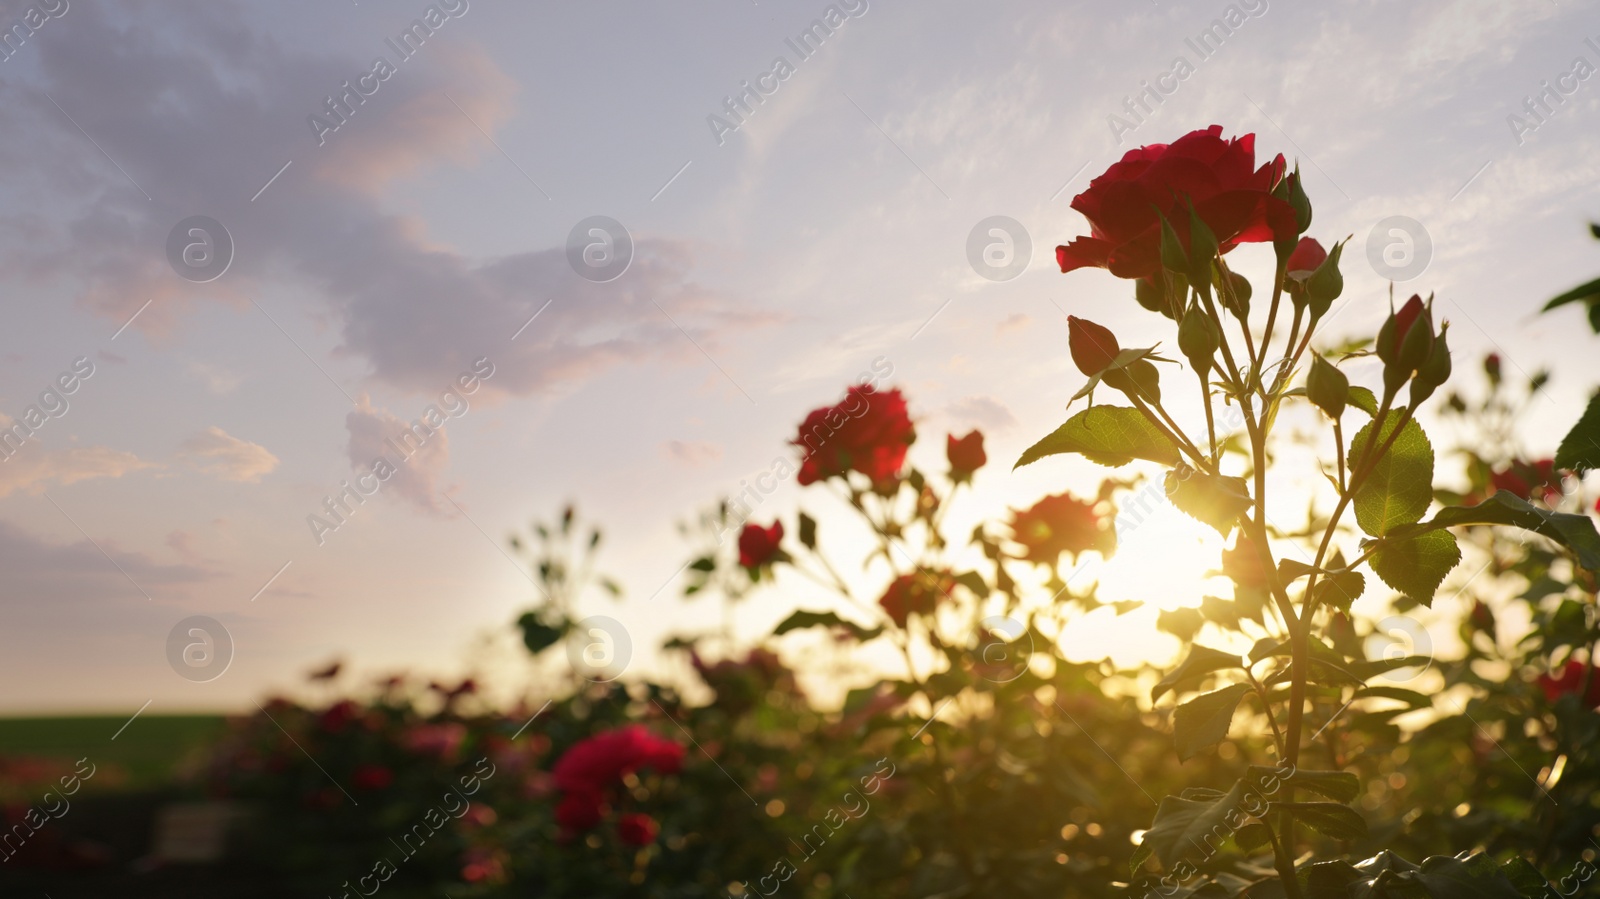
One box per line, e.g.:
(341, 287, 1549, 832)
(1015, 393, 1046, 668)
(1174, 682, 1252, 761)
(1274, 801, 1367, 840)
(1166, 466, 1253, 534)
(1141, 780, 1248, 868)
(1348, 386, 1379, 417)
(1555, 393, 1600, 475)
(1313, 570, 1366, 613)
(1389, 491, 1600, 572)
(1016, 405, 1181, 469)
(1370, 530, 1460, 606)
(1153, 644, 1243, 702)
(773, 609, 882, 641)
(1351, 412, 1434, 537)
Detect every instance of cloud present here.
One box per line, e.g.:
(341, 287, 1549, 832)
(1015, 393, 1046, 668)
(661, 439, 722, 468)
(345, 395, 452, 517)
(0, 444, 154, 498)
(187, 361, 240, 395)
(179, 427, 279, 483)
(996, 313, 1031, 336)
(945, 395, 1018, 433)
(0, 2, 766, 399)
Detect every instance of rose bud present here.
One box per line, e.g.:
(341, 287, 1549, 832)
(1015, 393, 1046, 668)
(1068, 316, 1121, 376)
(1177, 304, 1219, 379)
(1409, 321, 1452, 405)
(1483, 353, 1502, 386)
(1305, 239, 1346, 318)
(1285, 238, 1327, 284)
(1377, 295, 1433, 398)
(947, 430, 986, 482)
(1306, 353, 1349, 420)
(1184, 199, 1220, 287)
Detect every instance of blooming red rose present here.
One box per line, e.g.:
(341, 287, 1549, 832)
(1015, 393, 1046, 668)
(1008, 493, 1115, 565)
(318, 699, 360, 734)
(738, 521, 783, 567)
(555, 790, 604, 832)
(351, 764, 393, 791)
(793, 386, 915, 485)
(878, 570, 955, 628)
(617, 812, 660, 846)
(947, 430, 986, 479)
(1536, 660, 1600, 708)
(1056, 126, 1293, 280)
(1285, 237, 1327, 280)
(403, 722, 468, 762)
(553, 725, 684, 797)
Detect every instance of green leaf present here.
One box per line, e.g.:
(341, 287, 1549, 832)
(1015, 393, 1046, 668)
(1354, 685, 1433, 709)
(1314, 570, 1366, 613)
(1275, 802, 1367, 840)
(1173, 682, 1252, 761)
(1390, 491, 1600, 571)
(1282, 769, 1361, 803)
(516, 610, 568, 655)
(1405, 853, 1529, 899)
(1543, 274, 1600, 334)
(1555, 393, 1600, 475)
(1140, 779, 1248, 867)
(954, 570, 989, 597)
(1153, 644, 1244, 702)
(1166, 466, 1253, 534)
(1016, 405, 1181, 469)
(1347, 386, 1379, 417)
(1351, 412, 1434, 537)
(1129, 840, 1154, 874)
(773, 609, 882, 641)
(798, 512, 817, 549)
(1369, 530, 1461, 606)
(1498, 857, 1549, 898)
(1234, 822, 1272, 852)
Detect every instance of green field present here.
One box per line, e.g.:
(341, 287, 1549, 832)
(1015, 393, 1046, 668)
(0, 714, 229, 792)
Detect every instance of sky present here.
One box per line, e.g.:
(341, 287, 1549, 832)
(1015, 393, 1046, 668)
(0, 0, 1597, 714)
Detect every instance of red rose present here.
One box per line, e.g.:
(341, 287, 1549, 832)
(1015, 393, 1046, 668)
(555, 790, 604, 832)
(1056, 126, 1293, 280)
(947, 430, 986, 480)
(1491, 459, 1563, 504)
(738, 521, 783, 567)
(553, 725, 684, 796)
(1536, 660, 1600, 708)
(1009, 492, 1115, 565)
(318, 699, 360, 734)
(1285, 237, 1327, 279)
(878, 570, 954, 628)
(617, 812, 660, 846)
(351, 764, 393, 791)
(793, 386, 915, 485)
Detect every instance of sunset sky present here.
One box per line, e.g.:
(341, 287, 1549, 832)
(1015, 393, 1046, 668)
(1, 0, 1597, 713)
